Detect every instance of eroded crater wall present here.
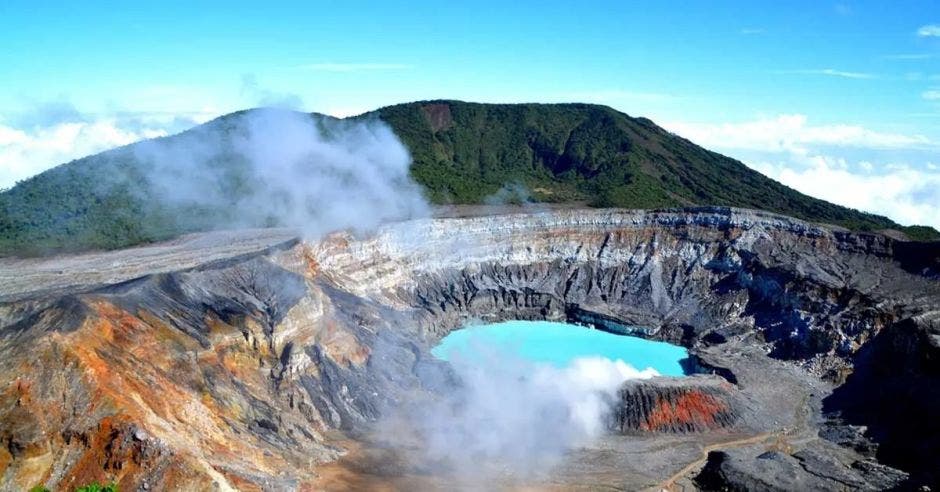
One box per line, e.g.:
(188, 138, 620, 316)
(0, 207, 937, 489)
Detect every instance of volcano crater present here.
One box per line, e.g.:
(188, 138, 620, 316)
(1, 207, 938, 490)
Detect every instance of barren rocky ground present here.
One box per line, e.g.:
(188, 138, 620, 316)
(1, 207, 937, 490)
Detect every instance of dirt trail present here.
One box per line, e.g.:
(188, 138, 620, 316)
(650, 431, 777, 492)
(641, 387, 813, 492)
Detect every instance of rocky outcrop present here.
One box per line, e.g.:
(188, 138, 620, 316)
(695, 446, 910, 491)
(610, 375, 740, 433)
(823, 311, 940, 485)
(317, 208, 937, 378)
(0, 207, 937, 489)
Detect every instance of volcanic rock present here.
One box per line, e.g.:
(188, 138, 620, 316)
(610, 375, 740, 433)
(0, 207, 936, 489)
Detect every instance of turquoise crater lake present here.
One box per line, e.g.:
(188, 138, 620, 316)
(432, 320, 689, 377)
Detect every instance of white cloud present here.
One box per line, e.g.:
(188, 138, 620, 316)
(774, 69, 875, 79)
(923, 89, 940, 101)
(0, 117, 185, 189)
(0, 96, 227, 189)
(663, 114, 932, 153)
(663, 115, 940, 229)
(752, 157, 940, 229)
(298, 62, 412, 72)
(916, 24, 940, 37)
(324, 106, 372, 118)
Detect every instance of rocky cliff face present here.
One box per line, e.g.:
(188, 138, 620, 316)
(0, 207, 937, 490)
(318, 208, 937, 375)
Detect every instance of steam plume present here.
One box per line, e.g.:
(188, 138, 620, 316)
(132, 108, 429, 238)
(381, 343, 658, 483)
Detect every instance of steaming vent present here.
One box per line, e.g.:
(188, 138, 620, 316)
(610, 375, 740, 433)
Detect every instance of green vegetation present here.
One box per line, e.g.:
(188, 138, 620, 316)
(371, 101, 936, 240)
(75, 483, 117, 492)
(29, 482, 117, 492)
(897, 225, 940, 242)
(0, 147, 179, 256)
(1, 100, 936, 257)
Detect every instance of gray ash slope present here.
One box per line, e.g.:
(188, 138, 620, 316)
(0, 207, 937, 490)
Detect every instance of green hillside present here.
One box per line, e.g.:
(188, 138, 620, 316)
(372, 101, 929, 233)
(0, 101, 936, 256)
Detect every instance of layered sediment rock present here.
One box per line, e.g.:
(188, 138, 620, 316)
(0, 207, 937, 489)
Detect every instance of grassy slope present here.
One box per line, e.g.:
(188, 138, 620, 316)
(0, 101, 936, 256)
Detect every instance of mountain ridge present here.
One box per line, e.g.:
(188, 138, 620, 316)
(0, 100, 936, 256)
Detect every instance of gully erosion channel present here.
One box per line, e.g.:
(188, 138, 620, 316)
(0, 207, 937, 490)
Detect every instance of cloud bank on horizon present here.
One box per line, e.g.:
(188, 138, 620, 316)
(662, 115, 940, 230)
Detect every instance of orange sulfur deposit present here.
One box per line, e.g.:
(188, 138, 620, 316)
(610, 376, 739, 434)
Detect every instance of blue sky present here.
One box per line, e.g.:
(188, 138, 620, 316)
(1, 1, 939, 227)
